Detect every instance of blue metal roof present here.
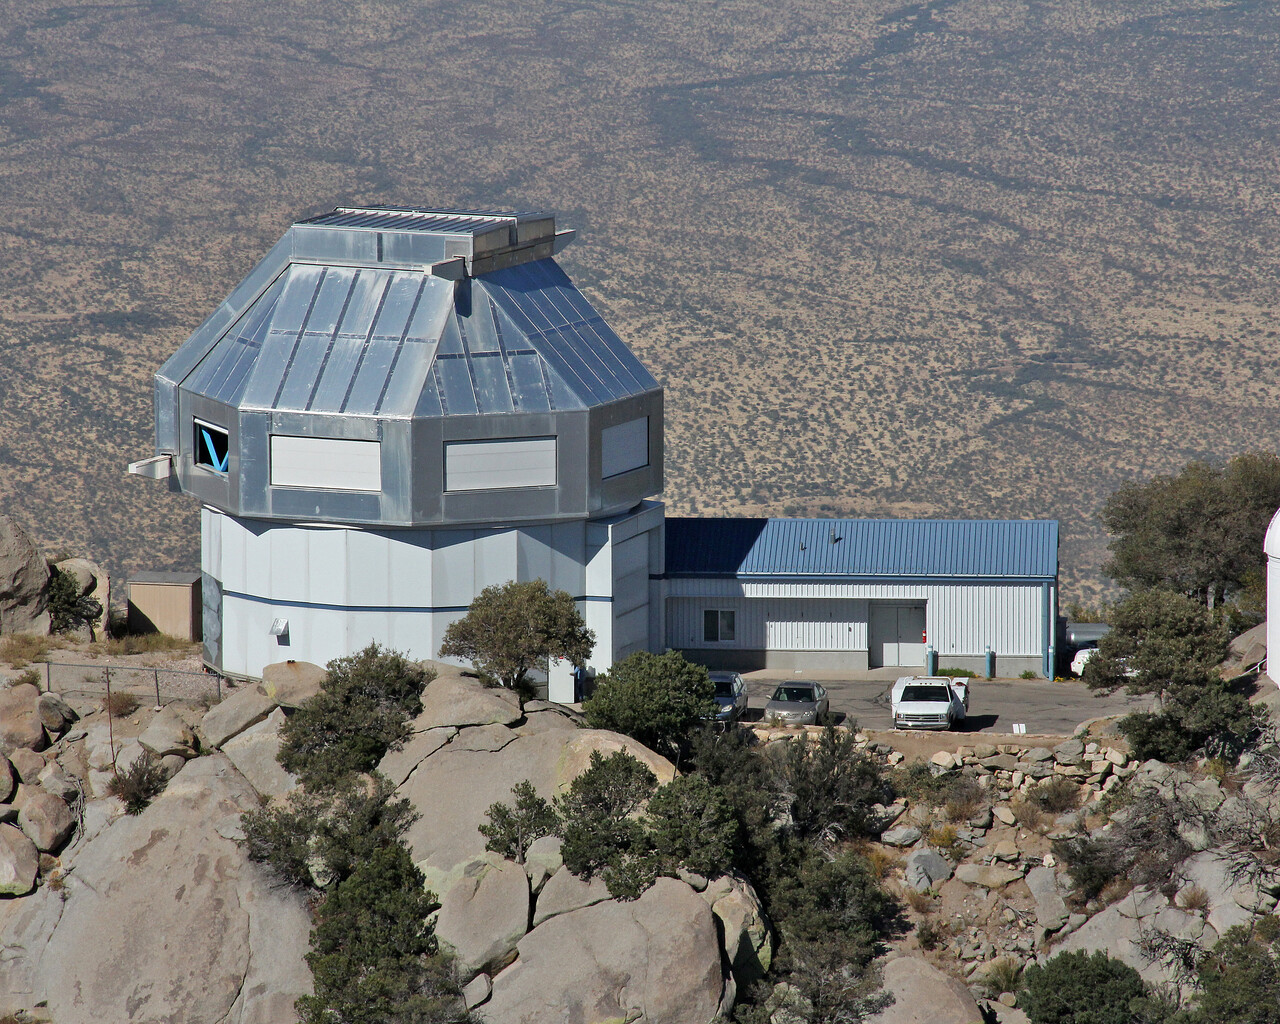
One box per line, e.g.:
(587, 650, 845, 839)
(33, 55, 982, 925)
(664, 518, 1059, 579)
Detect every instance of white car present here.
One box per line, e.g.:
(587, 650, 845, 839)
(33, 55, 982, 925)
(891, 676, 969, 731)
(1071, 646, 1098, 677)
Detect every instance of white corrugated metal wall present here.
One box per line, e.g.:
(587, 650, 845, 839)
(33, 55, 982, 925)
(612, 532, 651, 659)
(206, 503, 664, 680)
(665, 578, 1045, 658)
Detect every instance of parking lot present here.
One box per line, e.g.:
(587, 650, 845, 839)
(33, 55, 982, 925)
(738, 670, 1151, 737)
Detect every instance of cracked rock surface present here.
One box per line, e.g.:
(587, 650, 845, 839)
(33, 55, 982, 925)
(486, 877, 726, 1024)
(0, 754, 311, 1024)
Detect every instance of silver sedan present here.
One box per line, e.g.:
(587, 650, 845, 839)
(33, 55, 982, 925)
(763, 681, 830, 726)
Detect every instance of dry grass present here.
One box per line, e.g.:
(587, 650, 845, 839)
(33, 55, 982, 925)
(102, 691, 140, 718)
(106, 753, 168, 814)
(904, 889, 937, 915)
(1011, 797, 1050, 833)
(1098, 877, 1135, 907)
(916, 918, 951, 951)
(926, 823, 965, 860)
(93, 633, 196, 657)
(943, 777, 986, 823)
(0, 633, 59, 669)
(1027, 777, 1082, 815)
(8, 668, 41, 688)
(856, 843, 899, 881)
(1179, 884, 1210, 913)
(980, 958, 1023, 998)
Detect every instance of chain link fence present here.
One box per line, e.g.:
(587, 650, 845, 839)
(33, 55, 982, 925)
(35, 660, 225, 707)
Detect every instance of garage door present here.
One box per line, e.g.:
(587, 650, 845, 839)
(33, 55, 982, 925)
(869, 603, 926, 667)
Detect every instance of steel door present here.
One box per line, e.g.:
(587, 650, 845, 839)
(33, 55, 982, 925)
(869, 603, 927, 667)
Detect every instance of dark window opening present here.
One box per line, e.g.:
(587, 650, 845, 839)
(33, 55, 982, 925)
(703, 609, 736, 643)
(194, 420, 230, 473)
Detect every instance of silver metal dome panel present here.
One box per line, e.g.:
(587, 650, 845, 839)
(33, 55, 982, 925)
(148, 208, 664, 529)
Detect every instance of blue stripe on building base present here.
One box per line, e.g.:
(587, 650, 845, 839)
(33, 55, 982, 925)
(221, 589, 612, 614)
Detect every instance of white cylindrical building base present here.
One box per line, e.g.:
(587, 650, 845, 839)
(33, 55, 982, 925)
(1265, 509, 1280, 683)
(200, 504, 663, 683)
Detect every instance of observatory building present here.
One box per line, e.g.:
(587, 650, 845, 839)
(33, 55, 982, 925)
(132, 208, 665, 686)
(135, 205, 1060, 687)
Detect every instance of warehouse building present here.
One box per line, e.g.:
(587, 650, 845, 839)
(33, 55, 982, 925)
(663, 517, 1059, 678)
(133, 204, 1059, 687)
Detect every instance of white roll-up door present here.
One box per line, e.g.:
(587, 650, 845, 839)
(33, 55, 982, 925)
(270, 435, 382, 491)
(445, 437, 557, 491)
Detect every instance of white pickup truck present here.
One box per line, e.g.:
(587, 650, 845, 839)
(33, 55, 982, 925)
(891, 676, 970, 731)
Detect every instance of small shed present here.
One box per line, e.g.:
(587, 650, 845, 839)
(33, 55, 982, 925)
(662, 518, 1059, 677)
(127, 571, 202, 641)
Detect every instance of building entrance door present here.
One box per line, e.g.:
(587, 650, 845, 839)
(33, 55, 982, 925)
(868, 603, 927, 667)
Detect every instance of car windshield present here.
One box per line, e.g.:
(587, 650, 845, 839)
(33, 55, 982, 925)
(713, 680, 736, 698)
(771, 686, 816, 703)
(901, 685, 950, 702)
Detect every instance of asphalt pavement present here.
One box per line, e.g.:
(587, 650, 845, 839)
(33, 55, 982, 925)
(738, 671, 1151, 737)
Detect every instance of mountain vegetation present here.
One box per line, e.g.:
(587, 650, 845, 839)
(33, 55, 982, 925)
(439, 580, 594, 693)
(1100, 451, 1280, 613)
(241, 643, 472, 1024)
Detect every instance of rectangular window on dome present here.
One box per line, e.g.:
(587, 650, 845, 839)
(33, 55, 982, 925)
(601, 417, 649, 479)
(194, 419, 230, 474)
(270, 435, 382, 491)
(445, 437, 557, 491)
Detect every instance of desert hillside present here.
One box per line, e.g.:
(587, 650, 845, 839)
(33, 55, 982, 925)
(1, 0, 1277, 602)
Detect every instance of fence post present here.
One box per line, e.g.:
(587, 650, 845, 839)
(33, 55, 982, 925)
(106, 669, 116, 772)
(154, 668, 161, 707)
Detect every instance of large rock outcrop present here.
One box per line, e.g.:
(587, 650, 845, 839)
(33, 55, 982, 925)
(486, 877, 727, 1024)
(0, 824, 38, 897)
(0, 684, 46, 755)
(0, 516, 49, 637)
(198, 683, 277, 749)
(260, 660, 326, 708)
(867, 956, 983, 1024)
(220, 707, 299, 800)
(392, 707, 673, 899)
(381, 670, 753, 1022)
(435, 854, 531, 979)
(14, 784, 75, 852)
(703, 872, 773, 984)
(0, 667, 761, 1024)
(0, 755, 312, 1023)
(416, 671, 524, 729)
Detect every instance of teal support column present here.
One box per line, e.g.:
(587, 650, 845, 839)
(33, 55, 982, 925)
(1042, 582, 1053, 678)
